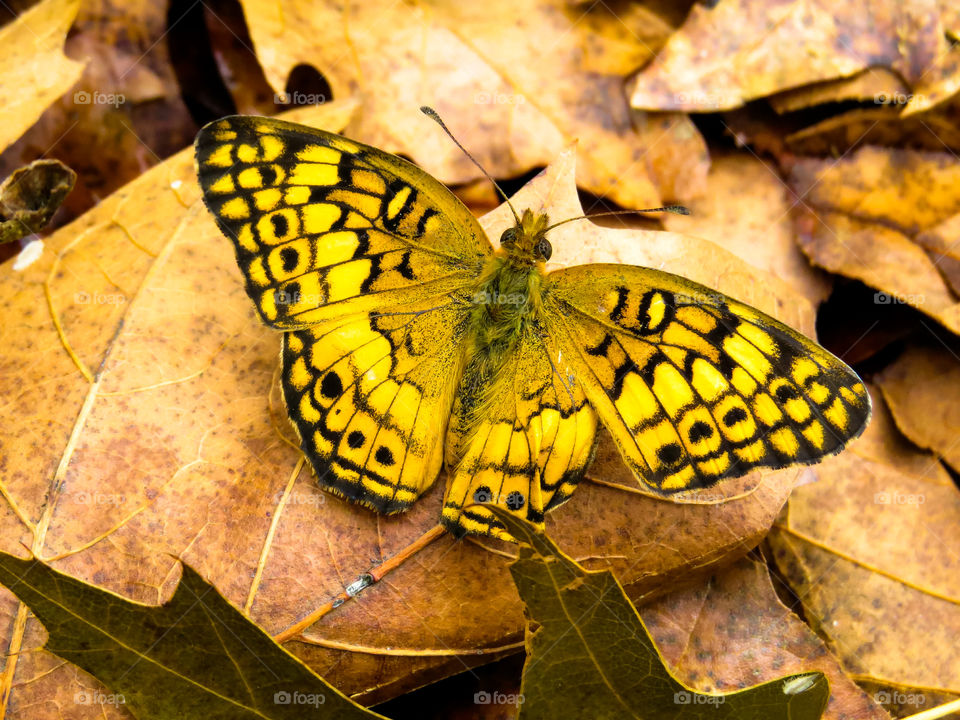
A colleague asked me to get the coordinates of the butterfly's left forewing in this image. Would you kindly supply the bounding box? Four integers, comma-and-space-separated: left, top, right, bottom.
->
543, 264, 871, 494
195, 115, 495, 511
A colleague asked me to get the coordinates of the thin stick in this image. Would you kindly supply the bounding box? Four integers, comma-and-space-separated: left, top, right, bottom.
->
273, 524, 448, 643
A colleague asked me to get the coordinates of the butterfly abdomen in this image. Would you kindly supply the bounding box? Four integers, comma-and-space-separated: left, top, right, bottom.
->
446, 253, 545, 462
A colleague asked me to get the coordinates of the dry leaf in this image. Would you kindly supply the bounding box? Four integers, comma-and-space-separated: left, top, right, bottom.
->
788, 145, 960, 334
0, 0, 85, 154
662, 151, 830, 307
235, 0, 707, 208
768, 388, 960, 699
876, 343, 960, 474
768, 68, 911, 114
0, 0, 198, 222
642, 558, 890, 720
629, 0, 960, 115
0, 159, 75, 245
0, 116, 818, 713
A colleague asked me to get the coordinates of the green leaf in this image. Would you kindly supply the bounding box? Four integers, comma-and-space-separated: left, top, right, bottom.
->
0, 159, 75, 244
0, 552, 382, 719
485, 506, 829, 720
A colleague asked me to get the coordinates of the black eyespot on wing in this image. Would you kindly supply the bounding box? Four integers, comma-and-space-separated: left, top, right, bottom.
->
347, 430, 365, 448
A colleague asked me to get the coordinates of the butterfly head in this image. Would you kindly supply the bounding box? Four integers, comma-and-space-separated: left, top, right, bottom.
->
499, 208, 552, 264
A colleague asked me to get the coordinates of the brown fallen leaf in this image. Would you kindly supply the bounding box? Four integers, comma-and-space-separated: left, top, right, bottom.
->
662, 150, 831, 308
784, 106, 960, 156
876, 343, 960, 474
629, 0, 960, 116
0, 0, 84, 154
768, 68, 911, 115
787, 145, 960, 334
0, 0, 198, 223
235, 0, 708, 209
768, 387, 960, 700
641, 557, 890, 720
0, 118, 835, 714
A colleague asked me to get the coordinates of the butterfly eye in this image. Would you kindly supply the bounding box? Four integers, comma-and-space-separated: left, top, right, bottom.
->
500, 228, 517, 246
535, 238, 552, 261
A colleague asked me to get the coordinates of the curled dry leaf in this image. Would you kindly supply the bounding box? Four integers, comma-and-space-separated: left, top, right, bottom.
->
0, 0, 85, 154
0, 115, 824, 713
768, 388, 960, 698
768, 68, 911, 115
629, 0, 960, 116
876, 343, 960, 474
235, 0, 708, 208
788, 145, 960, 334
0, 159, 75, 245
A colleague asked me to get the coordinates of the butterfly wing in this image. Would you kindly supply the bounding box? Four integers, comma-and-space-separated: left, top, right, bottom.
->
195, 115, 494, 510
195, 115, 492, 329
442, 322, 599, 538
542, 264, 871, 493
283, 296, 470, 512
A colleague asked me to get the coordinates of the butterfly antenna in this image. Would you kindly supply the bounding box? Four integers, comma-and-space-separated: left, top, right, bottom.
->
541, 206, 690, 234
420, 106, 521, 225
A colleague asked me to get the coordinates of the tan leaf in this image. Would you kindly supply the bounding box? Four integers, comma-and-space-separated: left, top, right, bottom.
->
768, 388, 960, 696
235, 0, 707, 209
629, 0, 960, 115
876, 344, 960, 474
788, 146, 960, 334
0, 0, 85, 153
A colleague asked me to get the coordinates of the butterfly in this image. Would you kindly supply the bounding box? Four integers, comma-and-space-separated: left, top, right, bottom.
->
194, 111, 870, 540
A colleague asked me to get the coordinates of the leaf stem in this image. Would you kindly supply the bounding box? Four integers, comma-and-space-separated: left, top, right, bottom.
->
273, 524, 447, 643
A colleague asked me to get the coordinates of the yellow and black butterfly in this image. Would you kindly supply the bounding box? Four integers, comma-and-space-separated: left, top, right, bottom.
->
194, 110, 870, 540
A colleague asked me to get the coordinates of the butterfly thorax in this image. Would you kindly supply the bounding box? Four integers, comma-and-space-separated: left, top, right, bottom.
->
446, 210, 552, 463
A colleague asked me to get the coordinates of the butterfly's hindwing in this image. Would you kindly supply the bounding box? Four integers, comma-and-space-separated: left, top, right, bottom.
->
282, 295, 471, 512
545, 265, 870, 493
195, 115, 492, 330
